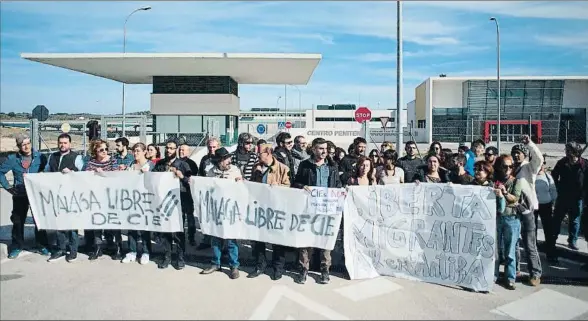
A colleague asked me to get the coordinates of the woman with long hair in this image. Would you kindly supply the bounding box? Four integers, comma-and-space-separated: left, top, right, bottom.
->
378, 150, 404, 184
415, 155, 449, 183
121, 143, 154, 265
146, 144, 161, 164
347, 155, 375, 186
83, 139, 120, 261
493, 154, 523, 290
368, 149, 382, 168
428, 141, 443, 158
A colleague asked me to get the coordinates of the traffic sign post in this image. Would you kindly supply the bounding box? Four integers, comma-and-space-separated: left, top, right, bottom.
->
32, 105, 49, 122
256, 124, 266, 135
379, 116, 390, 129
278, 121, 286, 130
285, 121, 292, 129
355, 107, 372, 123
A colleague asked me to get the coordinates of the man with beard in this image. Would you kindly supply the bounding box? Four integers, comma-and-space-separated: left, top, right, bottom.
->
292, 138, 342, 284
292, 135, 310, 175
0, 133, 49, 259
485, 146, 499, 167
153, 139, 192, 270
397, 140, 425, 183
178, 143, 198, 246
45, 133, 85, 263
114, 137, 135, 168
448, 153, 474, 185
274, 132, 296, 181
248, 143, 291, 280
231, 132, 258, 181
339, 137, 367, 185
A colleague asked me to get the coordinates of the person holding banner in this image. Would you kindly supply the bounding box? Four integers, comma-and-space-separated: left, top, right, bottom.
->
196, 137, 221, 250
153, 139, 192, 270
347, 156, 376, 186
448, 153, 474, 185
121, 143, 154, 265
248, 143, 291, 280
231, 133, 258, 181
377, 150, 404, 185
414, 155, 450, 183
201, 147, 243, 279
397, 141, 424, 183
0, 133, 49, 259
45, 133, 85, 263
82, 139, 120, 261
293, 137, 342, 285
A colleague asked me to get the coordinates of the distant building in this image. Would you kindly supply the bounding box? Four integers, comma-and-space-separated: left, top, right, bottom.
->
413, 76, 588, 144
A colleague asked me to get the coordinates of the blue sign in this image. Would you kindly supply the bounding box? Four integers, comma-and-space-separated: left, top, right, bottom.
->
278, 121, 286, 129
256, 124, 266, 134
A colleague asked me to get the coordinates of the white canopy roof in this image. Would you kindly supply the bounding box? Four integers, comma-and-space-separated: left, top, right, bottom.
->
20, 52, 322, 85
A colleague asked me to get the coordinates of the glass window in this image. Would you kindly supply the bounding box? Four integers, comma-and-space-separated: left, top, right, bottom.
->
179, 116, 203, 132
203, 115, 227, 138
154, 115, 178, 133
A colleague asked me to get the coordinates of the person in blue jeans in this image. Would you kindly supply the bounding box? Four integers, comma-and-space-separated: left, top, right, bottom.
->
200, 147, 243, 279
494, 155, 523, 290
0, 133, 49, 259
551, 142, 586, 253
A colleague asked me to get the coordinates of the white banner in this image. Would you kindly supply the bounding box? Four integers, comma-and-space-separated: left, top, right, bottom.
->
191, 177, 345, 250
24, 171, 183, 232
344, 183, 496, 292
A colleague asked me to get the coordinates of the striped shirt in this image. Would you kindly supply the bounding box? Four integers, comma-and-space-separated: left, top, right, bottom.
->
83, 158, 118, 172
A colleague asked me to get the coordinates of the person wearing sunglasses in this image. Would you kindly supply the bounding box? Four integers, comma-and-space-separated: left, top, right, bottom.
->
231, 132, 258, 181
0, 133, 49, 259
493, 155, 524, 290
292, 135, 310, 173
484, 146, 499, 166
273, 132, 296, 182
83, 139, 120, 261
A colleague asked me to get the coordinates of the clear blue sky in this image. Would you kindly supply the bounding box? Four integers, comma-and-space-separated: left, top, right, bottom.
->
1, 1, 587, 114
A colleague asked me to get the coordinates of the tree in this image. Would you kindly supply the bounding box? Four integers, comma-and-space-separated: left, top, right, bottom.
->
7, 112, 16, 117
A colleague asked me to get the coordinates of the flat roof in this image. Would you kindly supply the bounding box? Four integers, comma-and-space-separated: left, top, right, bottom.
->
20, 52, 322, 85
423, 75, 588, 83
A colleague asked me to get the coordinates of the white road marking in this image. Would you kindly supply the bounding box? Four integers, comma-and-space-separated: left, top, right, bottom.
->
249, 285, 350, 320
491, 289, 588, 320
333, 278, 403, 302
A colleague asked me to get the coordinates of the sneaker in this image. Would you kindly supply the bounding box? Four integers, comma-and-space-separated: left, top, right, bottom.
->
230, 267, 240, 279
66, 252, 78, 262
158, 255, 171, 269
319, 271, 330, 284
39, 247, 50, 256
529, 276, 541, 287
506, 282, 516, 290
296, 270, 308, 284
139, 253, 150, 265
200, 265, 221, 275
176, 255, 186, 270
47, 251, 65, 262
568, 243, 579, 251
7, 249, 22, 259
121, 253, 136, 263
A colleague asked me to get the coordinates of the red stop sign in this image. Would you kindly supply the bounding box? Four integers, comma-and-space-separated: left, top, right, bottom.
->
285, 121, 292, 129
355, 107, 372, 123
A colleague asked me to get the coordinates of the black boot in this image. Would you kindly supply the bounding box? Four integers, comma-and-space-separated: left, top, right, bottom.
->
176, 252, 185, 270
111, 246, 123, 261
319, 269, 330, 284
296, 269, 308, 284
158, 253, 171, 269
247, 266, 266, 278
88, 246, 102, 261
271, 267, 283, 281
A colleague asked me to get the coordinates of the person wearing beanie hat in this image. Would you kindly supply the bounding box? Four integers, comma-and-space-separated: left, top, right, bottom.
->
510, 134, 544, 287
0, 133, 49, 259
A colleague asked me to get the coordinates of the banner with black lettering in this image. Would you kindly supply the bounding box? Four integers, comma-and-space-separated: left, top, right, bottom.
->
24, 171, 183, 232
191, 177, 345, 250
344, 184, 496, 292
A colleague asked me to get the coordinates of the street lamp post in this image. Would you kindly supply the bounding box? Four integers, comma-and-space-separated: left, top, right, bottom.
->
396, 0, 403, 151
490, 17, 501, 153
122, 6, 151, 137
290, 85, 302, 126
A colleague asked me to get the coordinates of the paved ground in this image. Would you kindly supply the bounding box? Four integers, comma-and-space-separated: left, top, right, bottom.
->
1, 188, 588, 320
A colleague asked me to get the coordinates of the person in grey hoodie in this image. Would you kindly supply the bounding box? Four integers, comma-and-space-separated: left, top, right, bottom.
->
291, 135, 310, 175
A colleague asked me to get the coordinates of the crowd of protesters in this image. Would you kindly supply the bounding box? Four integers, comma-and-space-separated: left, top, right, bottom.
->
0, 130, 587, 289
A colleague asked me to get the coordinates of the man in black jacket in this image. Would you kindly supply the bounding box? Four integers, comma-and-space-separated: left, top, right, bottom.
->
231, 132, 258, 181
153, 139, 193, 270
292, 137, 342, 285
45, 133, 85, 263
179, 143, 198, 246
274, 132, 296, 181
397, 140, 425, 183
339, 137, 366, 185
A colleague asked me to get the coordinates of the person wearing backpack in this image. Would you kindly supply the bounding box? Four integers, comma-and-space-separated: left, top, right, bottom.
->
534, 159, 558, 263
